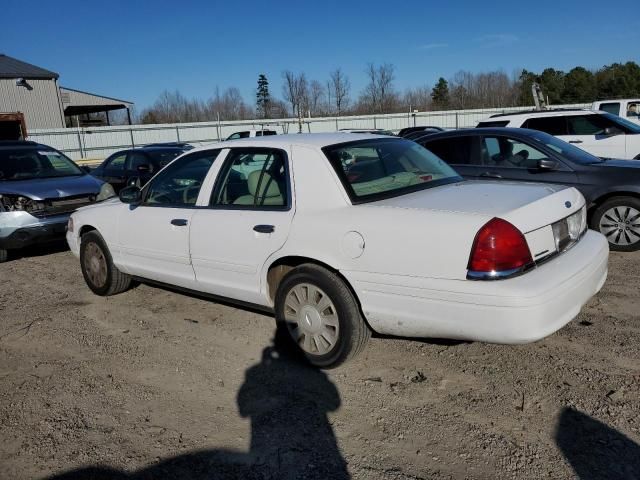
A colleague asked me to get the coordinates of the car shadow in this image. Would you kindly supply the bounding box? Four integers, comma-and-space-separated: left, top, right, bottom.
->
555, 407, 640, 479
4, 240, 69, 262
43, 332, 350, 480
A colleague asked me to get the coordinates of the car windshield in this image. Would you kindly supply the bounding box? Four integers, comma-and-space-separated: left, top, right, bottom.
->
0, 148, 84, 181
601, 112, 640, 133
147, 150, 183, 168
323, 138, 462, 203
529, 131, 604, 164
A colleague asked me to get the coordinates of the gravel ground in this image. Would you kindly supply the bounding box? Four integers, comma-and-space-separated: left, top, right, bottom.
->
0, 244, 639, 480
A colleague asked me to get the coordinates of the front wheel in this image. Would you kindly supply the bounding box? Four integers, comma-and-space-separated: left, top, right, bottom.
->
274, 264, 370, 368
80, 231, 134, 295
591, 196, 640, 252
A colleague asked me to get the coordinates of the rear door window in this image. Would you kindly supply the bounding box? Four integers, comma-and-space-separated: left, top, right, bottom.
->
522, 117, 567, 136
421, 137, 476, 165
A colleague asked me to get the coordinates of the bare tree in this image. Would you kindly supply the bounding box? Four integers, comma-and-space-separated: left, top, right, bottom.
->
329, 68, 350, 116
308, 80, 325, 116
359, 63, 398, 113
282, 71, 309, 131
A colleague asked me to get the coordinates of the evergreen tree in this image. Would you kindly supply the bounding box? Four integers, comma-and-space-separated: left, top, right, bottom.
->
256, 74, 271, 119
431, 77, 450, 109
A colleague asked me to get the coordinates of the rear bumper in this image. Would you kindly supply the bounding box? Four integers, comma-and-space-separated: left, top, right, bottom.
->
345, 230, 609, 344
0, 212, 69, 250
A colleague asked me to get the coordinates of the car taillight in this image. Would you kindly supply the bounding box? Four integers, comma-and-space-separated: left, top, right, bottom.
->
467, 218, 533, 280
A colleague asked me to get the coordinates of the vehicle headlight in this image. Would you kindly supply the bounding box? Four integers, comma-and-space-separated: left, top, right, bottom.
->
0, 194, 45, 213
96, 183, 115, 202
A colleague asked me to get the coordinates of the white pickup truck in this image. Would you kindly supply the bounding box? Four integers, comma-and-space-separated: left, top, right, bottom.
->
593, 99, 640, 125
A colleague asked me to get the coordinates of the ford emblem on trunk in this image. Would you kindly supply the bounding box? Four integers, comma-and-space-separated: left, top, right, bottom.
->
565, 201, 572, 208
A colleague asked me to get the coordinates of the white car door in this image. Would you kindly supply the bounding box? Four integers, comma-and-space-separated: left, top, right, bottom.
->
189, 147, 295, 305
117, 150, 220, 288
561, 114, 626, 158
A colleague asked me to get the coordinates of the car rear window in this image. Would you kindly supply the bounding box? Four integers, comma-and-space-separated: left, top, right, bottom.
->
322, 138, 461, 204
476, 121, 509, 128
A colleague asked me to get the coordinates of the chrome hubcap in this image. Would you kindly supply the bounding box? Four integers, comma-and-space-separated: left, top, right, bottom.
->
83, 242, 108, 287
284, 283, 339, 355
599, 206, 640, 246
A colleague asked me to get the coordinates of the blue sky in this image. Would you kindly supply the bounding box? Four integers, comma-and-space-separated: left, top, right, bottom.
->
2, 0, 639, 111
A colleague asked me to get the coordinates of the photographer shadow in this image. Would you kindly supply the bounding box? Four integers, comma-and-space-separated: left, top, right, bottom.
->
556, 407, 640, 480
45, 335, 349, 480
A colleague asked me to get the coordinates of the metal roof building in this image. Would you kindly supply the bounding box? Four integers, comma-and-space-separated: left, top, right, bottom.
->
0, 54, 133, 129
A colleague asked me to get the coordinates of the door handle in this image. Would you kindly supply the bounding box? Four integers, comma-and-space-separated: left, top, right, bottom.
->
253, 224, 275, 234
171, 219, 188, 226
480, 172, 503, 179
569, 140, 583, 144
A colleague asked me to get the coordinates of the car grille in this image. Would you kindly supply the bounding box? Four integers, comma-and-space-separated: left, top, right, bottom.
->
31, 195, 96, 218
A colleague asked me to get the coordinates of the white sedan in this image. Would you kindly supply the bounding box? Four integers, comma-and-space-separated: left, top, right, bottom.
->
66, 133, 609, 368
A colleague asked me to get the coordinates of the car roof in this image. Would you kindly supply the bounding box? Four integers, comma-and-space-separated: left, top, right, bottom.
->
485, 109, 594, 120
414, 127, 543, 141
190, 132, 397, 151
0, 140, 52, 150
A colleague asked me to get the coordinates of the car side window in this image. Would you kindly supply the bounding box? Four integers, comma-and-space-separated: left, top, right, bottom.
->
422, 137, 477, 165
128, 152, 151, 171
143, 150, 220, 207
105, 153, 127, 171
599, 103, 620, 116
522, 117, 567, 136
481, 136, 547, 169
211, 148, 289, 209
567, 115, 613, 135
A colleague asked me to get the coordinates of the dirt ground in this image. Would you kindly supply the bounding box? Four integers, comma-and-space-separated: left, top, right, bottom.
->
0, 244, 639, 480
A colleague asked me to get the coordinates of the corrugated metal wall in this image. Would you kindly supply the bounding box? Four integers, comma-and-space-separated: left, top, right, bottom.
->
28, 103, 589, 160
0, 78, 64, 129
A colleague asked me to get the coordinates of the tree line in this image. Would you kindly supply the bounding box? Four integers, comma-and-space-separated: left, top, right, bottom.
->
136, 61, 640, 124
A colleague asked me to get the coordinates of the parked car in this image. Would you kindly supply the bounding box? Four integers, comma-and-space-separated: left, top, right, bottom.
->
398, 126, 444, 138
592, 99, 640, 125
339, 128, 396, 136
477, 109, 640, 160
145, 142, 194, 150
91, 146, 188, 193
0, 141, 113, 262
226, 129, 277, 140
66, 133, 608, 368
417, 127, 640, 251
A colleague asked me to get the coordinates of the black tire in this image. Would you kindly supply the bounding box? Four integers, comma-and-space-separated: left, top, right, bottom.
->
80, 231, 133, 295
0, 249, 7, 263
274, 263, 371, 368
591, 196, 640, 252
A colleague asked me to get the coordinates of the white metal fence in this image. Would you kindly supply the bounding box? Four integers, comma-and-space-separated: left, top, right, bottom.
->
27, 104, 588, 161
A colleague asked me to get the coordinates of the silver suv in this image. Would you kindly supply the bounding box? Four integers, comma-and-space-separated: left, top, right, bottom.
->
0, 141, 114, 262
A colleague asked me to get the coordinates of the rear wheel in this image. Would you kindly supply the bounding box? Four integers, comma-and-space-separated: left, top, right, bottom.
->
274, 264, 370, 368
0, 249, 7, 263
591, 196, 640, 252
80, 231, 133, 295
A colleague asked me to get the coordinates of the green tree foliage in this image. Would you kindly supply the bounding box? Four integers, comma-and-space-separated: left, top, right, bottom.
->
539, 68, 565, 104
431, 78, 450, 109
563, 67, 596, 103
256, 74, 271, 119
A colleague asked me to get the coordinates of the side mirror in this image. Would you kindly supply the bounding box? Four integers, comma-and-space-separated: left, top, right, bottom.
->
119, 185, 142, 204
537, 159, 559, 170
137, 163, 152, 173
127, 176, 141, 188
81, 165, 92, 173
